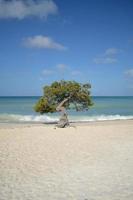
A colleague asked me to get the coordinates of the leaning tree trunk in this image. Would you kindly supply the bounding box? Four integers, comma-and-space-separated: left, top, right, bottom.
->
56, 98, 70, 128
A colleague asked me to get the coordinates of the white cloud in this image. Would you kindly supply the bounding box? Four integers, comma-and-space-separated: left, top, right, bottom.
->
56, 64, 67, 71
128, 85, 133, 89
125, 69, 133, 78
23, 35, 67, 50
128, 39, 133, 44
94, 57, 117, 64
94, 47, 120, 64
71, 70, 82, 76
105, 48, 120, 56
42, 69, 54, 76
0, 0, 58, 19
41, 64, 83, 79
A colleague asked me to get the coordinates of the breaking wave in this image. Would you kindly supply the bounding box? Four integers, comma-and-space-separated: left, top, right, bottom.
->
0, 113, 133, 124
0, 114, 58, 123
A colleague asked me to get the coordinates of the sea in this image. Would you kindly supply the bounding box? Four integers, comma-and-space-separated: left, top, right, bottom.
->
0, 96, 133, 124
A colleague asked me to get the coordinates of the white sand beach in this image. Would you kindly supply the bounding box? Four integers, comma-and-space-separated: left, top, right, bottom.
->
0, 120, 133, 200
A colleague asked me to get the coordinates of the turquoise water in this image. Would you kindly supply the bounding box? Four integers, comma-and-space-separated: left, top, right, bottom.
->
0, 96, 133, 123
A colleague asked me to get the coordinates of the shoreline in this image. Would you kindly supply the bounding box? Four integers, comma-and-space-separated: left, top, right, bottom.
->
0, 118, 133, 129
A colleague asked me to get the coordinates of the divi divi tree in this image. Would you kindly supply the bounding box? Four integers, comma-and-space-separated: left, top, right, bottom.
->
34, 80, 93, 126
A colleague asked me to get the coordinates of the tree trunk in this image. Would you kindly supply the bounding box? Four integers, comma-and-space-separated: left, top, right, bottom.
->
56, 98, 70, 128
57, 113, 69, 128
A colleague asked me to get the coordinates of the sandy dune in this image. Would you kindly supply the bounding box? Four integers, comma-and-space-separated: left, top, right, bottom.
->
0, 120, 133, 200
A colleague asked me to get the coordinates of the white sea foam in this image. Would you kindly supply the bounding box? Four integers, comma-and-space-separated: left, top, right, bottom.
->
0, 114, 58, 123
0, 114, 133, 123
71, 114, 133, 122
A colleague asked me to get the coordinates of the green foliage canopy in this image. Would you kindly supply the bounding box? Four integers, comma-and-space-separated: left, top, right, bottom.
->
34, 80, 93, 114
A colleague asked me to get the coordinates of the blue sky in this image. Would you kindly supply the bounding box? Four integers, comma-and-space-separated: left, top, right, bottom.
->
0, 0, 133, 96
